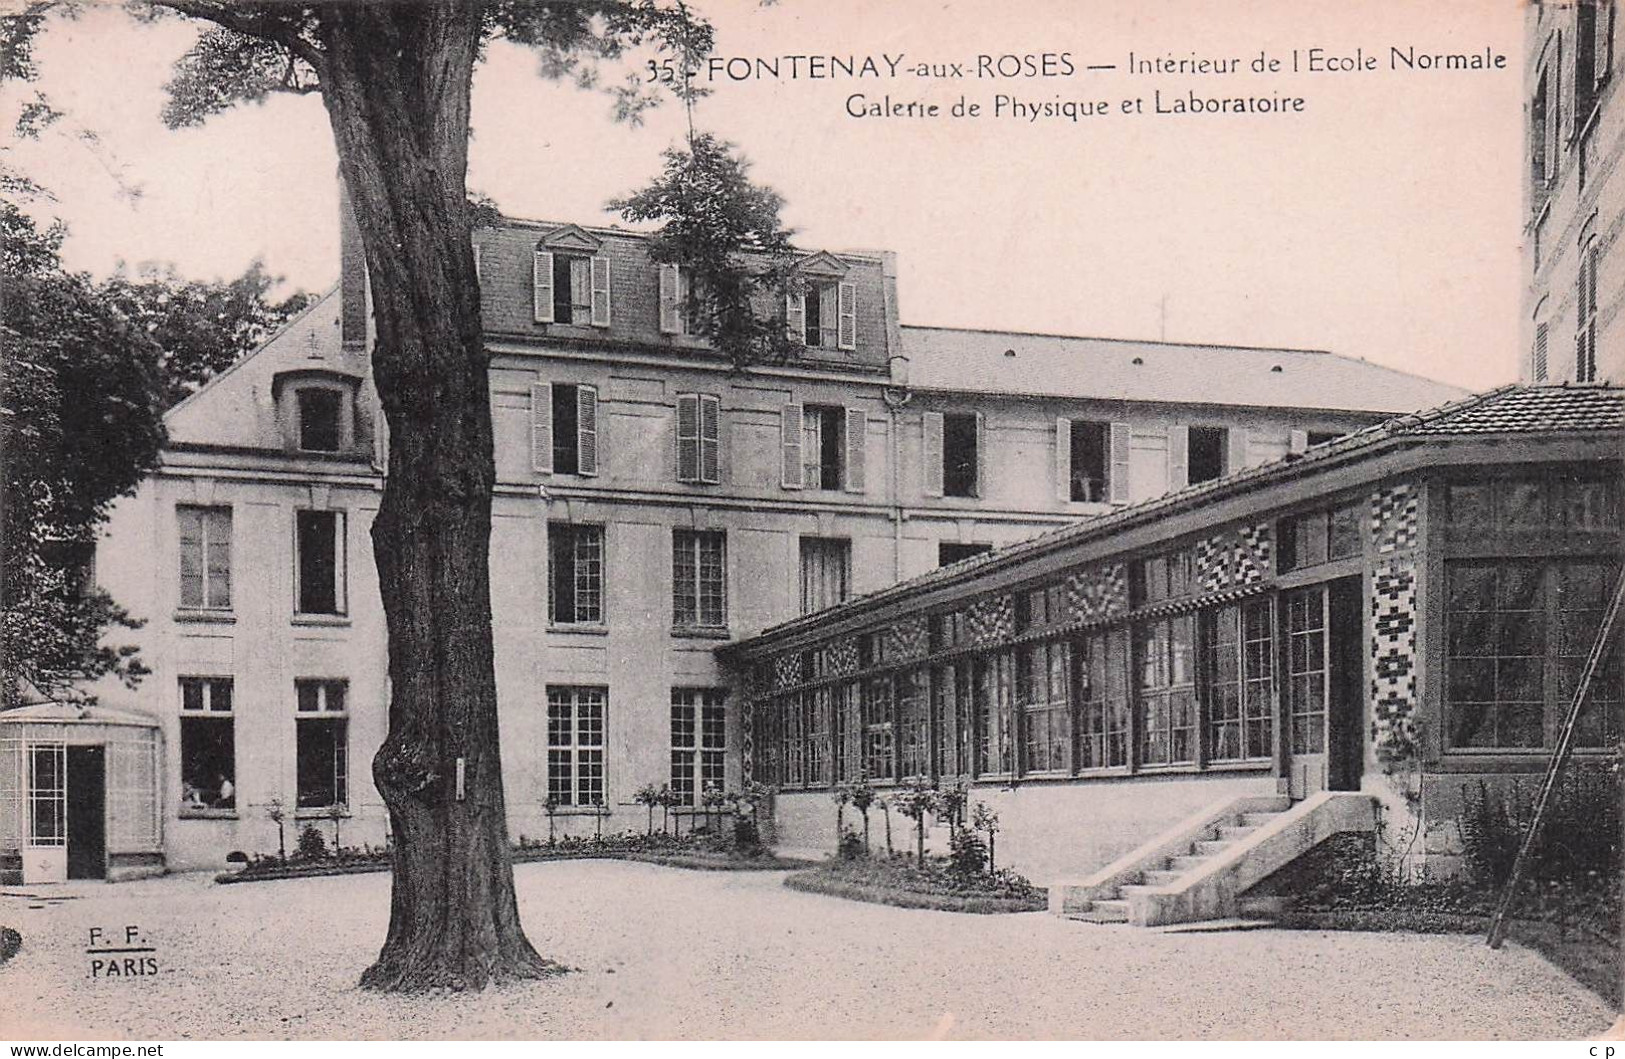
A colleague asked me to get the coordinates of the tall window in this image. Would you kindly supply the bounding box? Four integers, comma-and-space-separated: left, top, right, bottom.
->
1017, 641, 1070, 773
549, 523, 604, 625
942, 413, 981, 498
897, 669, 930, 779
670, 688, 725, 806
1280, 502, 1362, 572
295, 680, 348, 810
1187, 427, 1228, 484
295, 510, 346, 616
1577, 238, 1598, 382
973, 654, 1014, 775
547, 686, 606, 806
178, 506, 232, 610
1446, 560, 1621, 750
1531, 65, 1552, 197
805, 688, 831, 787
1206, 601, 1275, 762
297, 389, 343, 452
672, 530, 726, 630
799, 537, 851, 614
802, 405, 846, 490
550, 383, 599, 475
1077, 630, 1130, 769
1138, 615, 1196, 765
552, 254, 593, 324
675, 392, 721, 484
862, 675, 895, 780
1068, 420, 1109, 502
939, 542, 993, 567
179, 677, 234, 811
1284, 588, 1328, 756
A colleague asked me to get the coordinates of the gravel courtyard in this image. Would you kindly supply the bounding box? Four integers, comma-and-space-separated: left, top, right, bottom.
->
0, 860, 1615, 1040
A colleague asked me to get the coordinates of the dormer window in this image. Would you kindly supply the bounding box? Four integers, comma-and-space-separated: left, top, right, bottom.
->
298, 389, 343, 452
785, 252, 857, 351
272, 368, 362, 457
532, 225, 611, 327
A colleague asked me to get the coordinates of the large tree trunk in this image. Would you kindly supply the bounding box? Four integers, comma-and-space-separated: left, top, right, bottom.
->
314, 3, 559, 992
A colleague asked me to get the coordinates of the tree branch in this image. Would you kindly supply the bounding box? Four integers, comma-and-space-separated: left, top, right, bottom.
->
147, 0, 327, 80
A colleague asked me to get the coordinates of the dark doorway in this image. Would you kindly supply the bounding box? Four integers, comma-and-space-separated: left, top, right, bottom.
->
66, 745, 106, 880
1327, 576, 1365, 792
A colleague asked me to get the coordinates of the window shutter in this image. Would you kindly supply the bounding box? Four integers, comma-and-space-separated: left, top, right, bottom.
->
844, 406, 866, 493
780, 403, 804, 489
1107, 422, 1132, 504
973, 412, 986, 498
676, 393, 700, 482
1289, 429, 1309, 454
590, 255, 611, 327
699, 394, 720, 484
1533, 321, 1550, 381
1054, 417, 1072, 503
530, 383, 553, 473
372, 391, 389, 472
785, 292, 806, 343
837, 282, 857, 350
1165, 424, 1189, 491
1600, 2, 1615, 86
472, 242, 482, 283
1226, 427, 1250, 474
922, 411, 945, 498
576, 384, 599, 476
532, 251, 554, 323
659, 264, 681, 334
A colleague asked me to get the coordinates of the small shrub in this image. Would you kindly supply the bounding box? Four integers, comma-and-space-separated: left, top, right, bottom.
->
837, 826, 865, 861
296, 823, 328, 860
948, 826, 987, 878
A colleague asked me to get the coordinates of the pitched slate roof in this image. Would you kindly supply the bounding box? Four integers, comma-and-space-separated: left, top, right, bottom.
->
732, 383, 1623, 650
900, 325, 1469, 414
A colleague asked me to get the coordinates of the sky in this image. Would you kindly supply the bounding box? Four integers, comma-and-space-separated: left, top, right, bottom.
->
7, 0, 1528, 392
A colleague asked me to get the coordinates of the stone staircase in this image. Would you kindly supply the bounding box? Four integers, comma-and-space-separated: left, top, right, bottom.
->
1049, 791, 1378, 927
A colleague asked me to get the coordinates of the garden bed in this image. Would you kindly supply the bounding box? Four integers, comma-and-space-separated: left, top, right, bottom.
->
217, 839, 812, 884
783, 858, 1047, 914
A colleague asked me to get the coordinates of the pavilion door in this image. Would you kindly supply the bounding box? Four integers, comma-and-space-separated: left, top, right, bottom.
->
66, 745, 106, 880
1282, 578, 1364, 799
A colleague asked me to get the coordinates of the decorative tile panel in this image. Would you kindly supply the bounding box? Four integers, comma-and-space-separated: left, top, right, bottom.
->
1371, 483, 1419, 555
1063, 562, 1129, 624
741, 698, 755, 783
1370, 558, 1418, 761
824, 637, 860, 678
1194, 522, 1272, 592
886, 615, 930, 662
967, 593, 1015, 646
772, 651, 803, 691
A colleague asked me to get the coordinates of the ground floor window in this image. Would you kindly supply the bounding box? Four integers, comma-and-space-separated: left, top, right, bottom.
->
1019, 641, 1071, 773
1284, 587, 1328, 756
1446, 558, 1622, 751
295, 680, 348, 810
897, 669, 930, 779
1077, 630, 1131, 769
1138, 615, 1197, 765
548, 686, 606, 805
1206, 600, 1275, 761
862, 675, 895, 780
670, 688, 725, 805
973, 654, 1015, 775
179, 676, 234, 811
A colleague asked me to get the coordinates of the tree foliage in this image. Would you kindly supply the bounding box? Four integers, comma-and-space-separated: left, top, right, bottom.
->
2, 201, 164, 706
610, 132, 798, 368
100, 260, 315, 406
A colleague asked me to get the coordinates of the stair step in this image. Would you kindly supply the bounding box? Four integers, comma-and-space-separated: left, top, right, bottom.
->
1141, 869, 1184, 886
1240, 812, 1284, 828
1068, 902, 1129, 924
1217, 825, 1257, 841
1193, 839, 1232, 857
1167, 854, 1209, 872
